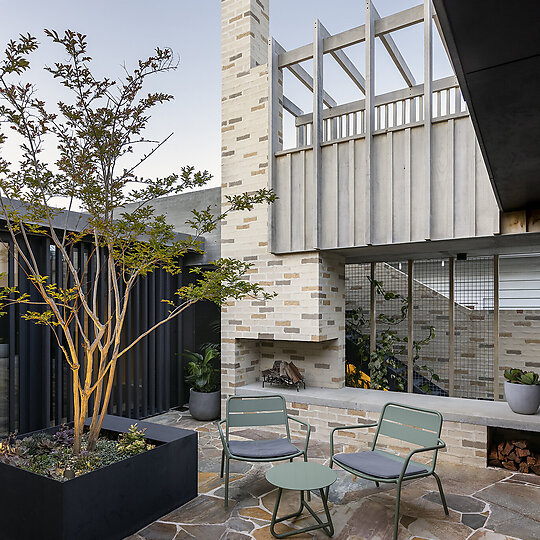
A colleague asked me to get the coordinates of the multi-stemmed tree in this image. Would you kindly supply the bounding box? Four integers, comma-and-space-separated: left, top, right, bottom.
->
0, 31, 274, 453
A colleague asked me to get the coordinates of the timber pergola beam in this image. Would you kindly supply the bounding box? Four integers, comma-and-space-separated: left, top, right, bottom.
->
371, 3, 416, 87
278, 4, 424, 69
319, 21, 366, 93
275, 40, 337, 109
282, 95, 304, 117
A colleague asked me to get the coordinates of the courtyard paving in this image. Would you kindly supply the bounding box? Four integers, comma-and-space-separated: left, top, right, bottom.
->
127, 409, 540, 540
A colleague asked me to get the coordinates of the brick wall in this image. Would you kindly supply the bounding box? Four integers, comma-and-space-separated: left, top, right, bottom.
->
221, 0, 346, 401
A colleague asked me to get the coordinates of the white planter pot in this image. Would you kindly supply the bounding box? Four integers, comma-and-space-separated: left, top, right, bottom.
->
504, 381, 540, 415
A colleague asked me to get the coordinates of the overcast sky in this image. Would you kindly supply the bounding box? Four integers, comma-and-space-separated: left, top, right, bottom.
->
0, 0, 451, 189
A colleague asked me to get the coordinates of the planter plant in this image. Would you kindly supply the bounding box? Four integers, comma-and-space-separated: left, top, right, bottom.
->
184, 345, 221, 421
504, 369, 540, 415
0, 30, 274, 539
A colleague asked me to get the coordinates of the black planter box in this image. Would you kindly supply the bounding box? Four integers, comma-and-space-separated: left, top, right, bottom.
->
0, 415, 198, 540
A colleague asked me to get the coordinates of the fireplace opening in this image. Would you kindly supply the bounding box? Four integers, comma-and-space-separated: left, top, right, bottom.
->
487, 426, 540, 475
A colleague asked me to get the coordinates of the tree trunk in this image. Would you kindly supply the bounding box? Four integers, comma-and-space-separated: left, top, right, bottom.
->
72, 367, 82, 454
87, 360, 117, 451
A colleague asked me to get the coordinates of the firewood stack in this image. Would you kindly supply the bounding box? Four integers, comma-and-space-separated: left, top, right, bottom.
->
488, 439, 540, 474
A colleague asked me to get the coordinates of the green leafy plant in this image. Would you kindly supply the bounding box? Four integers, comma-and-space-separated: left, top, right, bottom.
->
0, 31, 275, 454
116, 424, 155, 457
504, 368, 540, 385
184, 345, 220, 393
346, 277, 436, 392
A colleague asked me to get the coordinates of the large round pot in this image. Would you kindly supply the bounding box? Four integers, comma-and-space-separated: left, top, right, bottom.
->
189, 389, 221, 421
504, 381, 540, 415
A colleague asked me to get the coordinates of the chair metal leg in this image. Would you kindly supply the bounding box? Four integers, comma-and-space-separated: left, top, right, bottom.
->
224, 456, 230, 507
393, 481, 402, 540
433, 472, 449, 515
220, 450, 225, 478
375, 481, 380, 488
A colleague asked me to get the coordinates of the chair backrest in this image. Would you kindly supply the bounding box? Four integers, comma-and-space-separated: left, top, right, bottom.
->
373, 402, 443, 451
226, 395, 290, 440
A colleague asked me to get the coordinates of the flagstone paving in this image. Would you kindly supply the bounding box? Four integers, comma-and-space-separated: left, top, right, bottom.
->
127, 409, 540, 540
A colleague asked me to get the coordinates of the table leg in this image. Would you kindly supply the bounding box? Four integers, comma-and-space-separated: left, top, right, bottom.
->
269, 488, 334, 538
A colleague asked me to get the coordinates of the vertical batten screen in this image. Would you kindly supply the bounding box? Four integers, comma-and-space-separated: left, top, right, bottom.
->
0, 234, 196, 437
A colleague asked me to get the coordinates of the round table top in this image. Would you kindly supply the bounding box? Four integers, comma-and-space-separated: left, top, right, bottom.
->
265, 461, 337, 491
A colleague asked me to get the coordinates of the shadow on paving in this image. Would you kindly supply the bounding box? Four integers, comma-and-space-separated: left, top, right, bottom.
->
125, 410, 539, 540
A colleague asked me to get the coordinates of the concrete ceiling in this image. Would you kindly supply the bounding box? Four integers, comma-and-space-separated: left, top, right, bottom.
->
433, 0, 540, 212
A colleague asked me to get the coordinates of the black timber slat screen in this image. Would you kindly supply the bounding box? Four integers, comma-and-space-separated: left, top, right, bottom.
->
0, 233, 191, 436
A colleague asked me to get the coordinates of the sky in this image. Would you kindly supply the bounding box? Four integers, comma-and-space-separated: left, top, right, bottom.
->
0, 0, 452, 190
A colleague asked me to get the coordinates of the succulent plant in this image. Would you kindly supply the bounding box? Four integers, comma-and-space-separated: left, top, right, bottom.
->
504, 368, 540, 385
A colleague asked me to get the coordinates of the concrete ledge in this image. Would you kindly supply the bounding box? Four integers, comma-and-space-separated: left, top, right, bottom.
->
237, 384, 540, 432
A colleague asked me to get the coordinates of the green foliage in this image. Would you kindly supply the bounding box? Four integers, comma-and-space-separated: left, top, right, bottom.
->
0, 30, 276, 452
116, 424, 155, 457
0, 424, 154, 480
346, 277, 436, 392
184, 344, 220, 393
504, 368, 540, 385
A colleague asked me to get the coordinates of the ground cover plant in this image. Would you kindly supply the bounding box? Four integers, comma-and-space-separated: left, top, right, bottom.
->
0, 423, 154, 480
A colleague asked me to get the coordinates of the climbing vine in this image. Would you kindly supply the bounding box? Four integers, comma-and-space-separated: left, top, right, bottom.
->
346, 277, 438, 393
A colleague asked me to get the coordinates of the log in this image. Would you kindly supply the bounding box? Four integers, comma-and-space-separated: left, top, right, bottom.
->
516, 448, 530, 459
531, 464, 540, 476
527, 456, 536, 466
502, 460, 517, 471
519, 462, 530, 474
512, 440, 527, 449
502, 442, 513, 456
488, 459, 502, 467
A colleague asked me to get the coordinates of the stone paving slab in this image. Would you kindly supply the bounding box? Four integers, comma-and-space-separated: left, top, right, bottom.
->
128, 410, 539, 540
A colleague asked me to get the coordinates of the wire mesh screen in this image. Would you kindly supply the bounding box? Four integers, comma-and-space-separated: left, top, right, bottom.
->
412, 260, 451, 396
345, 257, 496, 400
345, 264, 371, 388
375, 262, 409, 391
454, 256, 495, 399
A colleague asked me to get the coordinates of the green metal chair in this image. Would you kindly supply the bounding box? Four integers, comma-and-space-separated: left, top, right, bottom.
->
330, 402, 449, 540
218, 394, 311, 507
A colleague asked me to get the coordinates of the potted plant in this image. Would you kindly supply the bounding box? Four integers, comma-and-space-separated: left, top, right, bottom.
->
184, 345, 221, 421
504, 368, 540, 415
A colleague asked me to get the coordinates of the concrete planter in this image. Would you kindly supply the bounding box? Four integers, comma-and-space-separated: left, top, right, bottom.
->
504, 381, 540, 415
189, 388, 221, 421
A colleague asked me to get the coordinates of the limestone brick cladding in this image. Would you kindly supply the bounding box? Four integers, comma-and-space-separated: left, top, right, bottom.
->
221, 0, 346, 398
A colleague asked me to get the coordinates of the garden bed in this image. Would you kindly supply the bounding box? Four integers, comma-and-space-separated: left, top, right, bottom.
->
0, 415, 197, 540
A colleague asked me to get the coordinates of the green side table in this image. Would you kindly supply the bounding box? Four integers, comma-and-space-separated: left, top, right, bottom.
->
265, 461, 337, 538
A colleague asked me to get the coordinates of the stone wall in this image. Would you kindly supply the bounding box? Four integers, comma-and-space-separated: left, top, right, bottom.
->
220, 0, 346, 402
498, 310, 540, 399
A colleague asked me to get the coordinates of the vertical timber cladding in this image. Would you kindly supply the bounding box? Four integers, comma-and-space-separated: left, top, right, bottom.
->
345, 258, 496, 400
221, 0, 346, 396
0, 235, 187, 437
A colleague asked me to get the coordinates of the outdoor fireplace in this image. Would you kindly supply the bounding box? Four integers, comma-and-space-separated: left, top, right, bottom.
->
487, 427, 540, 475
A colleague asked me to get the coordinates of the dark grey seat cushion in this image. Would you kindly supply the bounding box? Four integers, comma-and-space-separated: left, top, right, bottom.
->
333, 451, 428, 479
228, 438, 300, 459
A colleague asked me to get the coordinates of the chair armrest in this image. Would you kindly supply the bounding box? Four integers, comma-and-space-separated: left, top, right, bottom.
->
287, 416, 311, 455
330, 423, 378, 456
217, 419, 228, 454
398, 438, 446, 481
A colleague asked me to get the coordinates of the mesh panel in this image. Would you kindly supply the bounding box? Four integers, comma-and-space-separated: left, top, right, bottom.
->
454, 257, 494, 399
